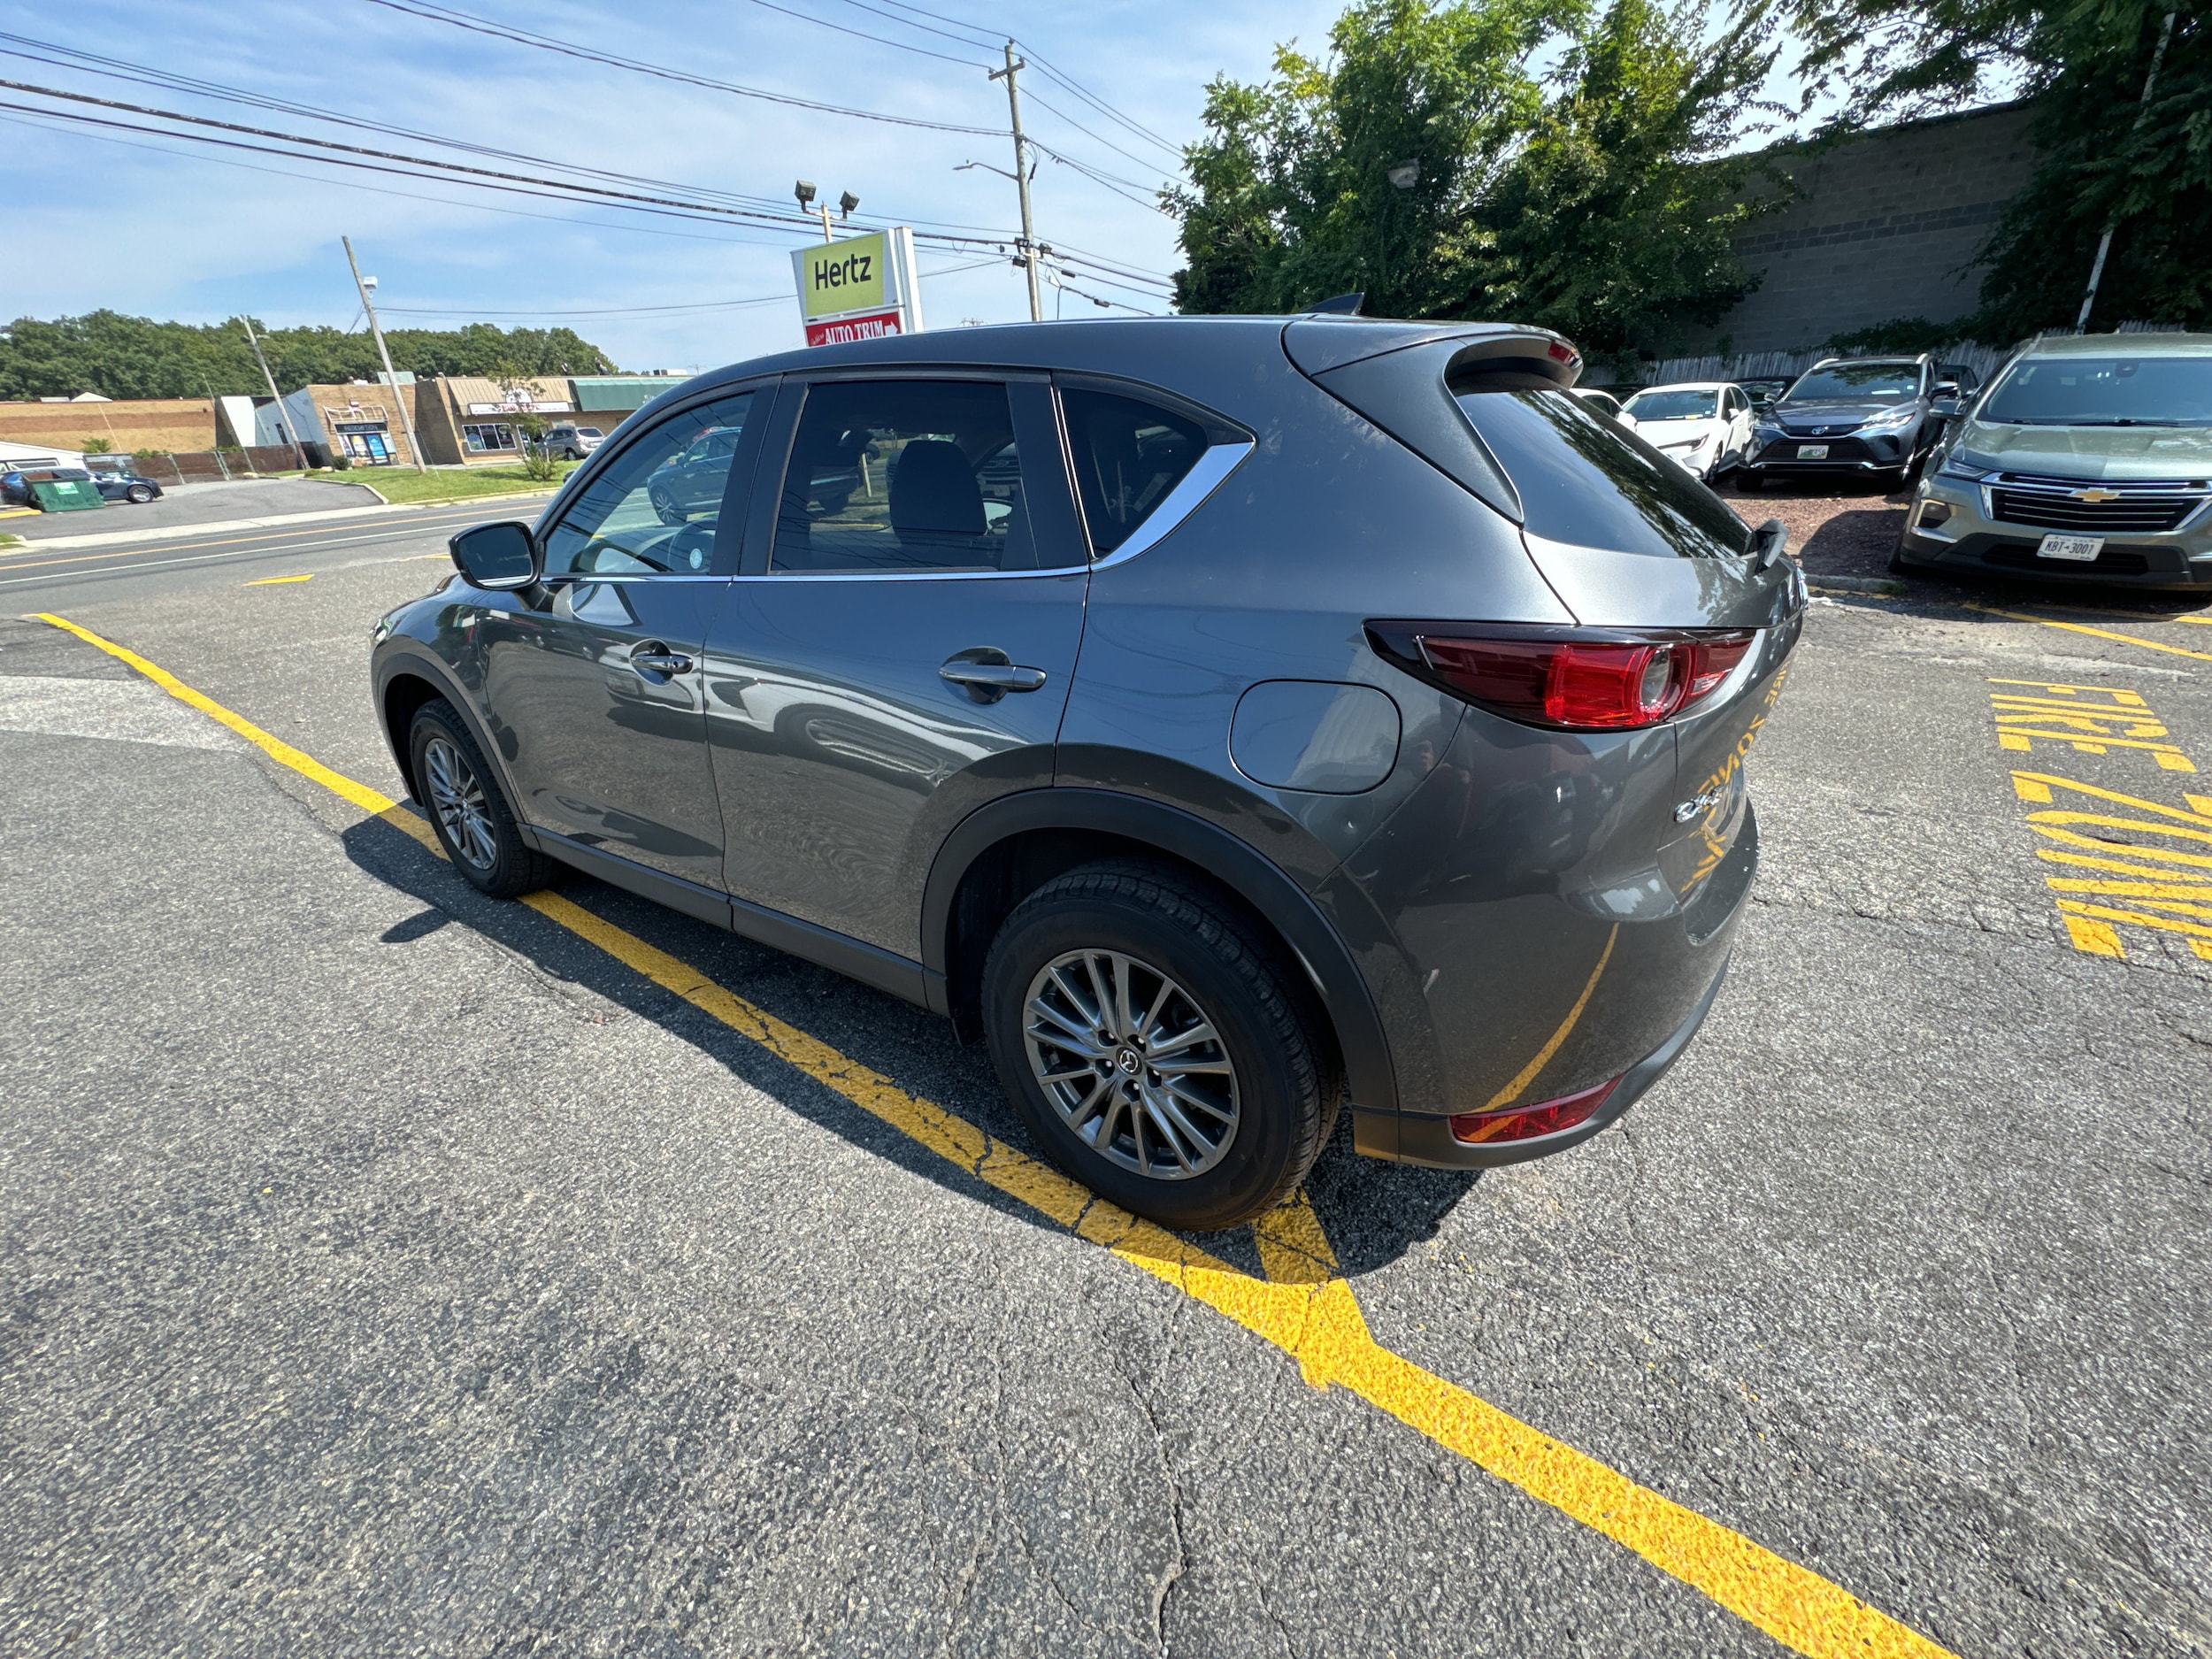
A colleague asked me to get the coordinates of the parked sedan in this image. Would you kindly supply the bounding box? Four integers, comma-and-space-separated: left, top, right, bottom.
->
1894, 331, 2212, 588
1740, 355, 1956, 488
86, 460, 164, 503
1618, 381, 1755, 480
374, 316, 1800, 1229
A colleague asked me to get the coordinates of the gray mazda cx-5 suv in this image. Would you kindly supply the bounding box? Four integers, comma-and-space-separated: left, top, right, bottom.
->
370, 316, 1802, 1230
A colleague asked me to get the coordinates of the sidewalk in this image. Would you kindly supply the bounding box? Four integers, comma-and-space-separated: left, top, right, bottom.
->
0, 488, 559, 555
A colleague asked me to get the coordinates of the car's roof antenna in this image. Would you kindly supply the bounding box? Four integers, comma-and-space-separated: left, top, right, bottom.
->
1306, 292, 1365, 315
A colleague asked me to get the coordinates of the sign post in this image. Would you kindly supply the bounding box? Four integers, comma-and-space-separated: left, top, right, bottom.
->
790, 227, 924, 347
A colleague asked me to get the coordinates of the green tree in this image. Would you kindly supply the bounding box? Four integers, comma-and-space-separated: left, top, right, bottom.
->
1784, 0, 2211, 333
0, 311, 617, 401
1168, 0, 1782, 360
1463, 0, 1783, 365
1169, 0, 1567, 318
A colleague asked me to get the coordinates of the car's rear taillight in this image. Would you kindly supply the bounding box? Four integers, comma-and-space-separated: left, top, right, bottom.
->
1368, 622, 1755, 732
1450, 1078, 1619, 1144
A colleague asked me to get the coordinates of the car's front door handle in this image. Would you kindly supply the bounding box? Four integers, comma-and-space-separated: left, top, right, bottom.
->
941, 648, 1048, 703
630, 641, 694, 677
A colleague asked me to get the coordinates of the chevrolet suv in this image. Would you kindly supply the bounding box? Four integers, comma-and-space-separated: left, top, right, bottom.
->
371, 318, 1801, 1229
1893, 331, 2212, 588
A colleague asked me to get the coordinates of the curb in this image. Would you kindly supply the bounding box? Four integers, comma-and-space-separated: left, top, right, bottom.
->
1807, 574, 1908, 595
0, 488, 558, 556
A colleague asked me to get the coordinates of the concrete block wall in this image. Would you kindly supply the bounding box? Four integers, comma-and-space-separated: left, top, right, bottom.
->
1692, 103, 2042, 355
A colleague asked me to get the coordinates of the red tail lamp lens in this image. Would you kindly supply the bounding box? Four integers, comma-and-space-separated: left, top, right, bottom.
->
1375, 626, 1755, 732
1450, 1078, 1620, 1145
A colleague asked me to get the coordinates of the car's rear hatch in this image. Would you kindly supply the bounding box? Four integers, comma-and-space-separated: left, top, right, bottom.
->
1288, 318, 1804, 909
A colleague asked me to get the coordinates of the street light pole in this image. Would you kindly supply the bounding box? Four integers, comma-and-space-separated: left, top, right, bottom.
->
990, 40, 1043, 322
342, 234, 427, 472
2075, 10, 2177, 333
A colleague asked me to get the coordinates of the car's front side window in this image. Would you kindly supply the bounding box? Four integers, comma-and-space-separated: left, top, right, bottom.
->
541, 390, 757, 578
772, 380, 1048, 574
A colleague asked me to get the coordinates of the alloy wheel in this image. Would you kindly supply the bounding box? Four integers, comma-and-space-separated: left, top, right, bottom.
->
1023, 949, 1240, 1180
422, 735, 498, 871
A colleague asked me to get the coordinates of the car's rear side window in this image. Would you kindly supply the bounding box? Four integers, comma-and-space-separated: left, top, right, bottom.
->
1453, 388, 1750, 560
1059, 388, 1209, 555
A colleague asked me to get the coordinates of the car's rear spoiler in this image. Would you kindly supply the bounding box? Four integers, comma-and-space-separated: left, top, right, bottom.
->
1286, 323, 1586, 522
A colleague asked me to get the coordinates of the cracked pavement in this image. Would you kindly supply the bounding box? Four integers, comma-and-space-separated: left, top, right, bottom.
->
2, 526, 2209, 1656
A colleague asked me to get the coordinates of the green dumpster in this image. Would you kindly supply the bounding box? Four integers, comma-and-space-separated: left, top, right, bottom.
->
30, 479, 105, 512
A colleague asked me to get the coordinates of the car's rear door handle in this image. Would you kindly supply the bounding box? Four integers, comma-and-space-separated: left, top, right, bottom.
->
630, 641, 694, 677
941, 648, 1047, 703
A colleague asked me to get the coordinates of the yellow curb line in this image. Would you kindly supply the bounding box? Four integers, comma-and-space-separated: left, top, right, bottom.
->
30, 610, 1959, 1659
1968, 602, 2212, 664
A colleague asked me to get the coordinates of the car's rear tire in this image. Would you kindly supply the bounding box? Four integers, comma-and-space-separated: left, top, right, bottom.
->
408, 699, 555, 899
980, 861, 1338, 1232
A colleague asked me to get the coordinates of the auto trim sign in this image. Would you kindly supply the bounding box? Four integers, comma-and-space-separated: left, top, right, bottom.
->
790, 227, 924, 346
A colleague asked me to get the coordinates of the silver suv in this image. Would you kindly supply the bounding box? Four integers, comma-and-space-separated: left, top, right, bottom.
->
371, 318, 1801, 1228
1895, 332, 2212, 588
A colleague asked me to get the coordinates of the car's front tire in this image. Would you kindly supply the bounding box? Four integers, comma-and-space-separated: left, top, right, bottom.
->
408, 699, 555, 899
126, 484, 154, 503
981, 861, 1338, 1232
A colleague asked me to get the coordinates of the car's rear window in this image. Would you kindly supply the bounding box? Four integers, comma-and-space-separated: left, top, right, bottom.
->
1453, 388, 1750, 559
1981, 355, 2212, 427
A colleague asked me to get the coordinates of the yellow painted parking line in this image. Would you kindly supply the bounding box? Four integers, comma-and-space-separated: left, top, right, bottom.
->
244, 573, 314, 586
1970, 602, 2212, 664
30, 610, 1957, 1659
30, 612, 395, 816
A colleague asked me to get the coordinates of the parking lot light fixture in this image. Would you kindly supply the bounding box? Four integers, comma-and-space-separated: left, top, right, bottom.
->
1386, 160, 1420, 190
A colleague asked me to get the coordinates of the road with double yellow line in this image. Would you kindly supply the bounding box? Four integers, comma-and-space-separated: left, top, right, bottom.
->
4, 517, 2208, 1655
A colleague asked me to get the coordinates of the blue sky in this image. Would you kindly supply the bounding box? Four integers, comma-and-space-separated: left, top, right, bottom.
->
0, 0, 1349, 371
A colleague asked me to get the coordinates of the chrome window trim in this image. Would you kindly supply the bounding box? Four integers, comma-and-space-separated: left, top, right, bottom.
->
728, 435, 1256, 583
1088, 437, 1255, 572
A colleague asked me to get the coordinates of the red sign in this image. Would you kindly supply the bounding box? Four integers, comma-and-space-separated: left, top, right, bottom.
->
805, 308, 903, 348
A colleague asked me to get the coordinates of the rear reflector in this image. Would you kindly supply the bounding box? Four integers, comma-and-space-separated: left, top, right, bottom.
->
1450, 1078, 1620, 1144
1367, 622, 1755, 732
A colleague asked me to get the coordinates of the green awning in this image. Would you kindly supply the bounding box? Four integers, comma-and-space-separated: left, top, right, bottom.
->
569, 377, 680, 413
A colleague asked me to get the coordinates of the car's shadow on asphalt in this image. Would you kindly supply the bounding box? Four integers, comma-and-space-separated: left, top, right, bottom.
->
339, 810, 1477, 1278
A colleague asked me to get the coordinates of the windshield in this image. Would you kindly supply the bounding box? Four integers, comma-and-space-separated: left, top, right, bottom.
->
1454, 388, 1750, 559
1980, 355, 2212, 427
1624, 389, 1717, 421
1785, 363, 1922, 403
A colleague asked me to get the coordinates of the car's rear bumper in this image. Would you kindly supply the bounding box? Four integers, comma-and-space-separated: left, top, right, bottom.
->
1358, 956, 1731, 1169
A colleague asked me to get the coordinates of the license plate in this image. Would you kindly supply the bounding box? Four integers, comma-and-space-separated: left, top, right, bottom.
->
1795, 444, 1828, 459
2037, 534, 2103, 562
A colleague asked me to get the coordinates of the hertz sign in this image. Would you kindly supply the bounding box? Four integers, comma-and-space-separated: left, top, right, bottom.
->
789, 227, 924, 347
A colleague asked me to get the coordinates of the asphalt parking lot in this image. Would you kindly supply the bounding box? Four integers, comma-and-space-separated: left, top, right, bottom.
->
3, 499, 2209, 1657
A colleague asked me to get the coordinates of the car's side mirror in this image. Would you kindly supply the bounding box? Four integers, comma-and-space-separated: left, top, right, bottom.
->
449, 520, 540, 589
1930, 396, 1962, 418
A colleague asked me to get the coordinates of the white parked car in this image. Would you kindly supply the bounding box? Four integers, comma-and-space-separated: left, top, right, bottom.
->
1618, 381, 1755, 481
1571, 388, 1626, 421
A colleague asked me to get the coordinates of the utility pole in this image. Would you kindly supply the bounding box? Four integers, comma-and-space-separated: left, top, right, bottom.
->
343, 234, 427, 472
2076, 10, 2177, 333
242, 315, 309, 470
990, 40, 1043, 322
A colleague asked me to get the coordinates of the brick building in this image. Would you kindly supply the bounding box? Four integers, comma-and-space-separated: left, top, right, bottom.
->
0, 396, 216, 456
1691, 102, 2042, 355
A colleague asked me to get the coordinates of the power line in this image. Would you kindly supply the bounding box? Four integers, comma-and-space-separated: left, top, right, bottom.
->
0, 33, 1039, 242
380, 296, 792, 318
837, 0, 1186, 157
360, 0, 1004, 136
741, 0, 990, 68
0, 108, 803, 250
